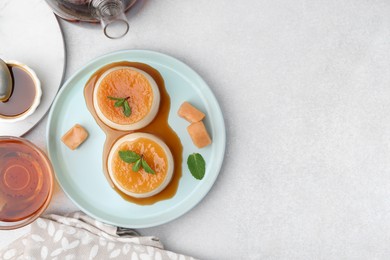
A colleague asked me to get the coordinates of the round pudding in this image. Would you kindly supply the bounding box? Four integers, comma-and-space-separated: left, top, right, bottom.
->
93, 66, 160, 130
108, 133, 174, 198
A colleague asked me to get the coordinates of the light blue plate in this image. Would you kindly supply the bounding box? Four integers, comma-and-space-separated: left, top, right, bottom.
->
46, 50, 226, 228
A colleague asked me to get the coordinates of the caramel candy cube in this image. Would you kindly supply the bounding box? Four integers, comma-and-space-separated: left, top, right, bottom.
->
178, 102, 205, 123
187, 121, 212, 148
61, 124, 89, 150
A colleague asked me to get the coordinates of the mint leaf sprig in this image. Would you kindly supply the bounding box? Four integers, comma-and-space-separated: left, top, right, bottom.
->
187, 153, 206, 180
107, 96, 131, 117
119, 150, 155, 174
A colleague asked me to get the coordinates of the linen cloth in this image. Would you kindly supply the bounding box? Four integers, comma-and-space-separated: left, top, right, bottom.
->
0, 212, 196, 260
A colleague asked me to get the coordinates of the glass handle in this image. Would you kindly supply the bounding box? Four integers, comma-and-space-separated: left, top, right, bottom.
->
93, 0, 129, 39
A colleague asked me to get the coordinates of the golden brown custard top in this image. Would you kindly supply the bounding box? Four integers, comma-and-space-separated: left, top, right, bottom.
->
97, 68, 153, 125
111, 138, 168, 194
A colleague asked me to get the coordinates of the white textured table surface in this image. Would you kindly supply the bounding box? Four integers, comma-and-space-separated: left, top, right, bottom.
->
3, 0, 390, 259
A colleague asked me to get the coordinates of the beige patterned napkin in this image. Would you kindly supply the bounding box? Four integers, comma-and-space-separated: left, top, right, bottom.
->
0, 212, 196, 260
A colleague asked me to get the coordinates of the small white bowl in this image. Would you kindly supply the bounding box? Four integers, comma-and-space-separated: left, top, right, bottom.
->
0, 60, 42, 123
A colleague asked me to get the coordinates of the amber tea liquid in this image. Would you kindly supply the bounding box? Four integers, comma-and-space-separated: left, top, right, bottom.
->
0, 138, 52, 222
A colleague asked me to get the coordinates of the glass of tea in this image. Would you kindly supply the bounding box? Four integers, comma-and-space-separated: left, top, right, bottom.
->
0, 137, 54, 229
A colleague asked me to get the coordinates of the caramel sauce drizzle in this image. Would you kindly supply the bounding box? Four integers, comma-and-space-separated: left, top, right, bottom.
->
84, 62, 183, 205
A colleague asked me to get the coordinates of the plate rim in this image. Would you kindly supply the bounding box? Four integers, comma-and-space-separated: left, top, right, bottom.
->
46, 49, 226, 228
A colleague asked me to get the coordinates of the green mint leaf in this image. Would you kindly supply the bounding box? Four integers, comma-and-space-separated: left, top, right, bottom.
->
141, 159, 155, 174
118, 150, 155, 174
123, 100, 131, 117
187, 153, 206, 180
107, 96, 131, 117
119, 150, 141, 163
107, 96, 123, 101
132, 159, 141, 172
114, 100, 125, 107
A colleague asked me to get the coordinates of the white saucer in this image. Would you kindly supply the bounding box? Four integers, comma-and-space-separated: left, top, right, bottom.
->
0, 0, 65, 136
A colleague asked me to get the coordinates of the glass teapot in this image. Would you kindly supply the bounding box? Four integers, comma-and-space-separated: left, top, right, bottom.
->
45, 0, 137, 39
